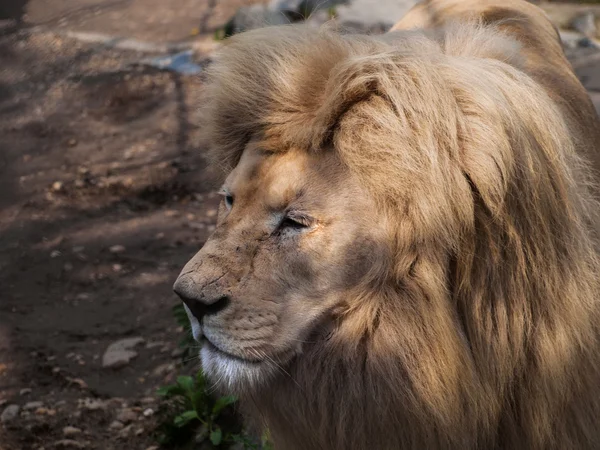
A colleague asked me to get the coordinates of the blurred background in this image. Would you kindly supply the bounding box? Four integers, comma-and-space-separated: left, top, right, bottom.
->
0, 0, 598, 449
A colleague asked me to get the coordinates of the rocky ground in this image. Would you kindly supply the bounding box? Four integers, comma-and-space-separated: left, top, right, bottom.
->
0, 1, 599, 449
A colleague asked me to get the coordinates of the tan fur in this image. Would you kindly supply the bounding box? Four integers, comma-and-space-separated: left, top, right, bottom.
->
175, 0, 600, 448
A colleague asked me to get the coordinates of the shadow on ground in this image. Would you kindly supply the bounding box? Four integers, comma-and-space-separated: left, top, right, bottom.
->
0, 28, 221, 449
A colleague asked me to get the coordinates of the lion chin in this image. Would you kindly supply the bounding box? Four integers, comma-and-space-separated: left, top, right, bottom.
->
174, 0, 600, 449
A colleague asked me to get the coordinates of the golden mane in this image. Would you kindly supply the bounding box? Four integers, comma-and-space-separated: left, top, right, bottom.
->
198, 1, 600, 448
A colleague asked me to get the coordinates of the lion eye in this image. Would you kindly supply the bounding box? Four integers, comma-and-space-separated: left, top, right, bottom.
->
224, 194, 234, 210
279, 214, 312, 231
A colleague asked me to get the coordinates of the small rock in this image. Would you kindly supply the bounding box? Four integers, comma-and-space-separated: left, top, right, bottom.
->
67, 138, 78, 147
52, 181, 64, 192
65, 377, 88, 389
152, 363, 175, 377
63, 426, 81, 437
145, 446, 159, 450
102, 337, 145, 369
143, 408, 154, 417
20, 388, 32, 396
116, 408, 138, 424
24, 401, 44, 410
109, 420, 124, 430
0, 363, 7, 374
164, 210, 180, 218
112, 263, 123, 273
50, 250, 62, 258
53, 439, 87, 449
78, 398, 107, 411
572, 11, 597, 38
118, 424, 133, 439
108, 245, 125, 254
206, 209, 217, 218
1, 404, 20, 424
134, 427, 144, 436
171, 347, 184, 358
188, 222, 206, 230
35, 407, 51, 415
145, 341, 166, 349
72, 246, 85, 253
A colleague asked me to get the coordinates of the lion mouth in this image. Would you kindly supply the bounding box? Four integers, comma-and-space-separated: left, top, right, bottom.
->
202, 338, 264, 365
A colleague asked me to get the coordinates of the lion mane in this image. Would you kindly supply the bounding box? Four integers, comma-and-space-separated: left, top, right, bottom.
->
198, 0, 600, 448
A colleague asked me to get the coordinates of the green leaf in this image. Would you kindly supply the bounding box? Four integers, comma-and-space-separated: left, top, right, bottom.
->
173, 410, 199, 428
210, 427, 223, 446
177, 375, 195, 393
191, 389, 208, 416
212, 395, 237, 416
195, 370, 206, 393
156, 384, 185, 398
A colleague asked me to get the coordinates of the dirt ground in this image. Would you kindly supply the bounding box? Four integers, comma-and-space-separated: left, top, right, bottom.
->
0, 25, 228, 450
0, 1, 599, 449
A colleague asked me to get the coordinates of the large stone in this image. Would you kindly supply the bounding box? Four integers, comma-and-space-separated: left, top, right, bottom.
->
329, 0, 418, 33
224, 5, 291, 37
102, 337, 145, 369
572, 11, 597, 38
269, 0, 347, 19
1, 404, 20, 424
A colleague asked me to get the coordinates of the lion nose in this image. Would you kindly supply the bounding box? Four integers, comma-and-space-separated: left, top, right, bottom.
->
173, 275, 229, 321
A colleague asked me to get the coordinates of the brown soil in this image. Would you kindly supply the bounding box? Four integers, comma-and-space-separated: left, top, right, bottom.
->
0, 29, 223, 449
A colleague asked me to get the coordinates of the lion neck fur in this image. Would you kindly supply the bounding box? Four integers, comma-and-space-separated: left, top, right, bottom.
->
201, 14, 600, 450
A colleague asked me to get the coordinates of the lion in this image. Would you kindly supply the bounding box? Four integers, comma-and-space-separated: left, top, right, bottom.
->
173, 0, 600, 448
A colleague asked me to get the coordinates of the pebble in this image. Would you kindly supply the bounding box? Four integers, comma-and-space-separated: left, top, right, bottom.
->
171, 347, 184, 358
51, 181, 64, 192
78, 398, 107, 411
53, 440, 87, 449
152, 363, 175, 377
65, 377, 88, 389
145, 446, 159, 450
1, 404, 20, 424
50, 250, 62, 258
142, 408, 154, 417
63, 426, 82, 437
109, 420, 124, 430
112, 263, 123, 273
118, 424, 133, 439
116, 408, 138, 424
20, 388, 32, 396
102, 337, 145, 369
24, 401, 44, 410
108, 245, 126, 254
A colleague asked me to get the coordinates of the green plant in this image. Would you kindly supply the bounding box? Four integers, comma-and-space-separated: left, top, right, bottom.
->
156, 304, 273, 449
157, 372, 242, 447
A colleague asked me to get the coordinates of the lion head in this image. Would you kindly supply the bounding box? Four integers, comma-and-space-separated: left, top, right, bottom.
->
174, 7, 600, 449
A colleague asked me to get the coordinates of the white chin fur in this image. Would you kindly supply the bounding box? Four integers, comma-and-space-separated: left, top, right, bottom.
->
183, 304, 202, 341
200, 344, 275, 392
